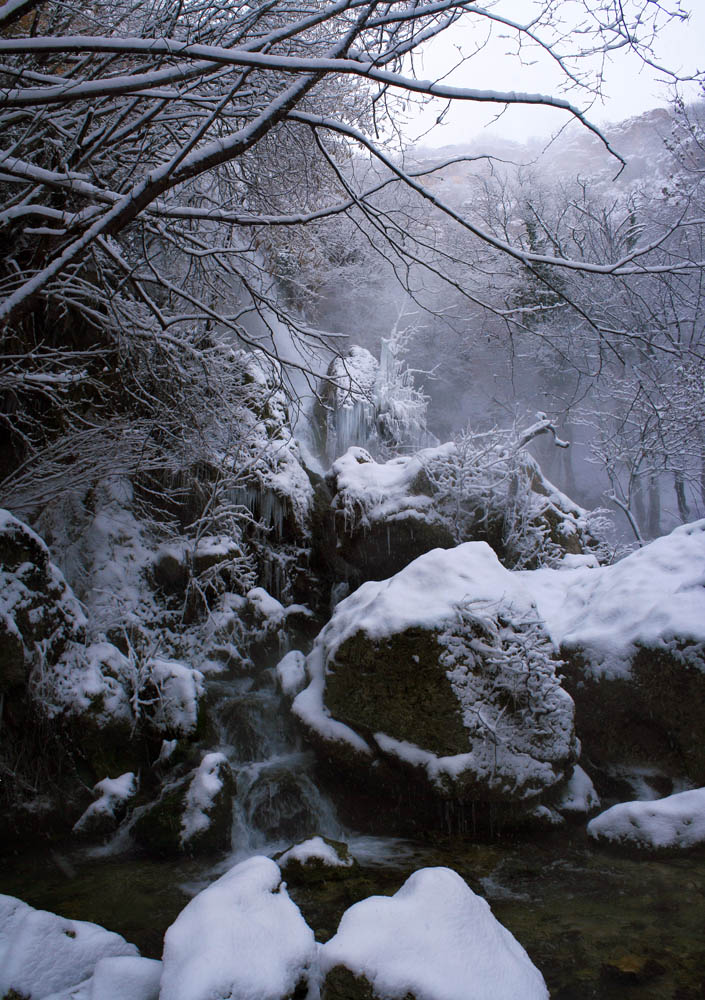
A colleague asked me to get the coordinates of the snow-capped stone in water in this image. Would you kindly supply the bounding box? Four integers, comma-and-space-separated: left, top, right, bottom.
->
0, 893, 138, 999
320, 867, 549, 1000
277, 836, 355, 883
132, 753, 234, 857
555, 765, 600, 816
588, 787, 705, 851
276, 649, 308, 699
159, 856, 317, 1000
520, 518, 705, 782
73, 772, 138, 838
293, 543, 577, 824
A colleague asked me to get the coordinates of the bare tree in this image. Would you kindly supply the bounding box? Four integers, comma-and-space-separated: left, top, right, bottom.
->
0, 0, 700, 513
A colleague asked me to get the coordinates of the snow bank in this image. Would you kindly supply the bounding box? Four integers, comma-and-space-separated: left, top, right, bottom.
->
0, 894, 138, 999
159, 857, 316, 1000
320, 867, 548, 1000
520, 519, 705, 678
588, 787, 705, 850
43, 956, 162, 1000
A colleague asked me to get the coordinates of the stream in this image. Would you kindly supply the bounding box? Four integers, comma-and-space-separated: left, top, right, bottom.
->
3, 644, 705, 1000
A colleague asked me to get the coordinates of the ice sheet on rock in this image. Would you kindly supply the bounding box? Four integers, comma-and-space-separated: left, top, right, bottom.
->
159, 856, 316, 1000
588, 787, 705, 850
0, 894, 138, 999
320, 867, 549, 1000
519, 519, 705, 679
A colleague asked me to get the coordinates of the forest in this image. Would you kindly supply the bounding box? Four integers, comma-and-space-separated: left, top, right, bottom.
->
1, 1, 705, 999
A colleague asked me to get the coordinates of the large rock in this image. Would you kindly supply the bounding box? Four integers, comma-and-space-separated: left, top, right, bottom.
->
293, 543, 577, 833
320, 867, 549, 1000
520, 519, 705, 785
324, 446, 455, 588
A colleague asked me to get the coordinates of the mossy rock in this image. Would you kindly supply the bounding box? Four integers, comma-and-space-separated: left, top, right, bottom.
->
132, 783, 187, 857
334, 514, 455, 587
326, 628, 468, 757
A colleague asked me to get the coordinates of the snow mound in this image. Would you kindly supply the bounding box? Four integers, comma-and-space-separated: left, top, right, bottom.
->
521, 519, 705, 678
320, 867, 548, 1000
276, 649, 307, 698
588, 787, 705, 850
43, 955, 162, 1000
181, 752, 230, 846
277, 836, 354, 870
159, 856, 316, 1000
150, 658, 204, 736
0, 893, 138, 999
73, 772, 138, 834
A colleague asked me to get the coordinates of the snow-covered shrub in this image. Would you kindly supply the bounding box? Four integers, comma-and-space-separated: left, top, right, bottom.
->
425, 418, 607, 568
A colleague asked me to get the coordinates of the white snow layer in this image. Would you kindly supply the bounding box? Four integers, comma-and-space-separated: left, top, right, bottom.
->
320, 867, 548, 1000
159, 856, 316, 1000
555, 765, 600, 815
181, 752, 228, 845
588, 787, 705, 850
149, 658, 204, 736
0, 894, 139, 999
519, 518, 705, 678
275, 649, 308, 698
43, 956, 162, 1000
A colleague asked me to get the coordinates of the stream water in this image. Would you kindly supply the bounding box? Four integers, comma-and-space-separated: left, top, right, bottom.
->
3, 648, 705, 999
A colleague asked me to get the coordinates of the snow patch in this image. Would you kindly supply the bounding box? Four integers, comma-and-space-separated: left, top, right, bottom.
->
588, 787, 705, 850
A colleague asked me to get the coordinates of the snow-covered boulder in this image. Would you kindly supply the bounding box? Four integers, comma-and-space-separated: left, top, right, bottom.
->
293, 543, 577, 832
325, 445, 455, 586
159, 856, 317, 1000
521, 519, 705, 783
554, 765, 600, 817
0, 894, 139, 999
132, 752, 234, 856
320, 867, 548, 1000
588, 787, 705, 852
43, 955, 163, 1000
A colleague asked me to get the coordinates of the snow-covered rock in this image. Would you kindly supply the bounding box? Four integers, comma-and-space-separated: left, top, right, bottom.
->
276, 649, 308, 699
326, 445, 455, 586
555, 765, 600, 816
149, 658, 204, 737
159, 856, 317, 1000
0, 894, 139, 999
320, 867, 549, 1000
132, 752, 234, 856
588, 787, 705, 851
293, 542, 577, 829
277, 836, 355, 883
73, 772, 138, 838
520, 519, 705, 782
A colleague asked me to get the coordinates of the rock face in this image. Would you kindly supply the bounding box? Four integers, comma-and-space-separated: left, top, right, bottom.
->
293, 543, 577, 833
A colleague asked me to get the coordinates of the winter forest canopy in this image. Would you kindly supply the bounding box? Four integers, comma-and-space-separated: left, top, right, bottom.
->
3, 1, 705, 998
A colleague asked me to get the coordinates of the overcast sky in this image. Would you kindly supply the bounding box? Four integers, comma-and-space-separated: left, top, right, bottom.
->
404, 1, 704, 148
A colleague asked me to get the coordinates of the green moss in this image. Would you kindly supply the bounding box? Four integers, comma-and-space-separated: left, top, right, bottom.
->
325, 627, 468, 757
